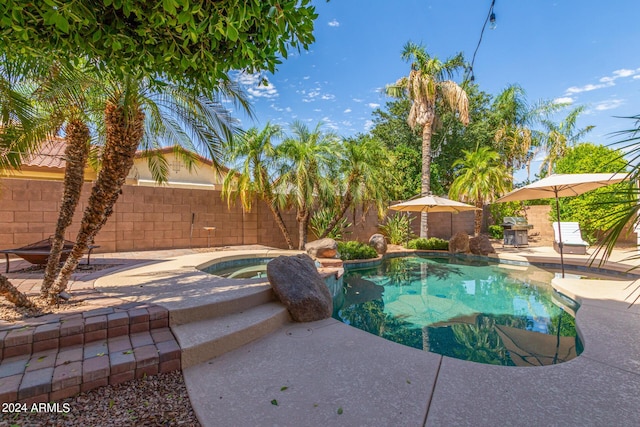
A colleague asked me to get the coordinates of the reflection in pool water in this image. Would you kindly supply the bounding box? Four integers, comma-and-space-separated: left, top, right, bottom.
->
333, 255, 583, 367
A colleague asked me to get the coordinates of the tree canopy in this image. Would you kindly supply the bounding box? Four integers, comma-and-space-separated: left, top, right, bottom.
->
0, 0, 318, 91
553, 143, 630, 243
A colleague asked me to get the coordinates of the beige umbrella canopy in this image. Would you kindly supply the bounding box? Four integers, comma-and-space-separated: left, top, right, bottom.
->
389, 194, 480, 214
495, 173, 629, 276
495, 173, 628, 202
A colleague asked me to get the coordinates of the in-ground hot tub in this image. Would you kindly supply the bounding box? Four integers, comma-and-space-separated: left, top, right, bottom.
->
203, 257, 273, 279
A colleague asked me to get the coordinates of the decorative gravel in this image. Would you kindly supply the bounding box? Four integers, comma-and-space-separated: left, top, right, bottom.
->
0, 371, 200, 427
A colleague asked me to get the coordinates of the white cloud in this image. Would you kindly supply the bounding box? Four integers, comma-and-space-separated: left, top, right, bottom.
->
594, 99, 624, 111
553, 97, 574, 105
321, 93, 335, 100
565, 83, 611, 94
328, 19, 340, 27
234, 71, 278, 99
367, 103, 380, 108
303, 76, 310, 80
634, 75, 640, 80
363, 120, 374, 131
352, 98, 363, 103
343, 108, 352, 113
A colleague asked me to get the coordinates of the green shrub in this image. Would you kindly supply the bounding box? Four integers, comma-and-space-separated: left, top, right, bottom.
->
338, 241, 378, 260
406, 237, 449, 250
379, 213, 414, 245
488, 225, 503, 239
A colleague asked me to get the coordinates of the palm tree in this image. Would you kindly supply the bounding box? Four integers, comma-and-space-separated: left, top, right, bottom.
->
44, 74, 250, 303
595, 115, 640, 264
539, 105, 594, 175
278, 121, 340, 250
491, 84, 538, 180
221, 123, 295, 249
319, 135, 392, 239
0, 55, 60, 308
449, 147, 511, 235
386, 42, 469, 237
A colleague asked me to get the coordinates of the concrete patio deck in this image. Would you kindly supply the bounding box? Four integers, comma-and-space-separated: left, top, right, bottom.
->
2, 243, 640, 426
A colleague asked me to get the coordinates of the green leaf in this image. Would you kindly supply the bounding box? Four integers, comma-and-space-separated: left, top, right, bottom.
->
178, 11, 191, 25
337, 407, 343, 415
280, 386, 288, 391
226, 23, 238, 41
270, 399, 278, 406
54, 14, 70, 33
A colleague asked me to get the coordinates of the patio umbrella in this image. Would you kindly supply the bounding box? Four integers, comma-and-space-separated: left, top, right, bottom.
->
495, 173, 628, 277
389, 194, 480, 237
389, 194, 480, 214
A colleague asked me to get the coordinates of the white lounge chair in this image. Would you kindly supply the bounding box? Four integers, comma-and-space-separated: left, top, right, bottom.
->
552, 222, 589, 255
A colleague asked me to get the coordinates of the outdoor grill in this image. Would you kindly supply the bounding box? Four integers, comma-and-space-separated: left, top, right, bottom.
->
501, 217, 533, 247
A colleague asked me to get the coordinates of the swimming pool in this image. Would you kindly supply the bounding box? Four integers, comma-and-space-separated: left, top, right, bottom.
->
334, 254, 583, 367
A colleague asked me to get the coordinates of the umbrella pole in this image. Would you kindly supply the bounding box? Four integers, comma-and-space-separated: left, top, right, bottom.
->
554, 190, 565, 278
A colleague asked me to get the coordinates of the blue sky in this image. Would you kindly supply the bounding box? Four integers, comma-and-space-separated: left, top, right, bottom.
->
231, 0, 640, 177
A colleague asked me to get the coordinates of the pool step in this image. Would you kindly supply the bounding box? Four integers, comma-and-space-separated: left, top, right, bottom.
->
172, 302, 290, 369
169, 284, 275, 326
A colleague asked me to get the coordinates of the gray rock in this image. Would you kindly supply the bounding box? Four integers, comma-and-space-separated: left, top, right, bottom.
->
267, 254, 333, 322
368, 233, 388, 255
448, 232, 470, 254
305, 238, 338, 258
469, 235, 496, 256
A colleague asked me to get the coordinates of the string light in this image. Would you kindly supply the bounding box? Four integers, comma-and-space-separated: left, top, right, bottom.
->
467, 0, 497, 82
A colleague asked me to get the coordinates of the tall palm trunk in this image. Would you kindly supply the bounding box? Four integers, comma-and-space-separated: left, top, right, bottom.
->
420, 118, 435, 238
474, 199, 483, 236
46, 102, 144, 303
1, 274, 33, 307
297, 208, 310, 250
41, 120, 90, 296
265, 199, 294, 249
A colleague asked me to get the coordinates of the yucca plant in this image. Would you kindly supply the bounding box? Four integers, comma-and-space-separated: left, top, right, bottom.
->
309, 208, 352, 241
379, 213, 414, 245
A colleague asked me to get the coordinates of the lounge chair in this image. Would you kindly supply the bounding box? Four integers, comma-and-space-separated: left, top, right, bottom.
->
0, 237, 99, 273
552, 222, 589, 255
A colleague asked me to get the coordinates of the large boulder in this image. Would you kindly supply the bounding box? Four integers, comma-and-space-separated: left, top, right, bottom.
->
368, 233, 388, 255
305, 238, 338, 258
266, 254, 332, 322
469, 235, 496, 256
448, 232, 470, 254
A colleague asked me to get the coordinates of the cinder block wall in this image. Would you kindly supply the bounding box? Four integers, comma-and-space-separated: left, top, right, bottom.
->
0, 179, 410, 251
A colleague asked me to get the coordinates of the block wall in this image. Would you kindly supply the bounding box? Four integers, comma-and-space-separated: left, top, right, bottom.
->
0, 178, 476, 252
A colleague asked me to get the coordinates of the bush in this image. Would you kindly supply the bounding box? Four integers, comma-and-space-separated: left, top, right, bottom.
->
488, 225, 503, 239
379, 213, 414, 245
406, 237, 449, 250
338, 241, 378, 260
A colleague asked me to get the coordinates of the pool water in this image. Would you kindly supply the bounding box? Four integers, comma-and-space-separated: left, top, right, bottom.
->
333, 255, 583, 367
204, 258, 272, 279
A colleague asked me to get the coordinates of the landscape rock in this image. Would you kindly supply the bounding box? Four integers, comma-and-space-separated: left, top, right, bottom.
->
448, 232, 470, 254
305, 238, 338, 258
368, 233, 388, 255
469, 235, 496, 256
267, 254, 332, 322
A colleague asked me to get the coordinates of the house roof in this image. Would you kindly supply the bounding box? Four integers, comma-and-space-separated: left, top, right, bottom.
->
22, 137, 67, 169
19, 139, 229, 173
